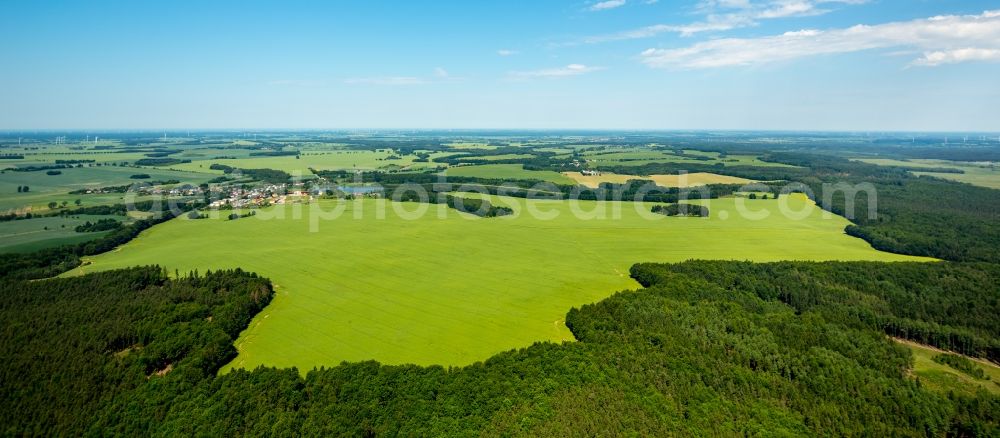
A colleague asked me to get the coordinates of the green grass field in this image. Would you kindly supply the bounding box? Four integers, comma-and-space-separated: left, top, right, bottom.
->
0, 166, 213, 213
444, 142, 498, 150
898, 339, 1000, 396
171, 150, 448, 175
443, 164, 575, 184
581, 150, 797, 168
457, 154, 535, 162
855, 158, 1000, 189
0, 215, 118, 252
562, 171, 753, 188
68, 194, 928, 372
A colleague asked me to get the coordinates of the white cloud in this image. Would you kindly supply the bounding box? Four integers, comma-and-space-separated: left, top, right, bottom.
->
584, 0, 866, 42
497, 49, 519, 56
584, 14, 752, 42
639, 10, 1000, 68
433, 67, 450, 78
509, 64, 605, 78
590, 0, 626, 11
911, 48, 1000, 67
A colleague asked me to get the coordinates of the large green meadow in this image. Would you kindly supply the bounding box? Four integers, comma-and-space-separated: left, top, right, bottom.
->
855, 158, 1000, 189
69, 194, 928, 371
170, 150, 452, 175
0, 166, 212, 213
0, 214, 118, 252
443, 164, 575, 184
577, 149, 799, 168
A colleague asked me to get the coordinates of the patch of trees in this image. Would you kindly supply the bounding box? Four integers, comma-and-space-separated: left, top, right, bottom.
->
441, 195, 512, 217
0, 212, 33, 222
652, 203, 709, 217
135, 158, 191, 166
228, 211, 256, 220
2, 261, 997, 435
893, 147, 1000, 163
891, 165, 966, 174
766, 153, 1000, 263
54, 159, 95, 164
45, 170, 62, 175
933, 354, 990, 380
391, 190, 513, 217
62, 203, 130, 216
0, 200, 203, 280
206, 175, 234, 184
10, 164, 71, 172
631, 261, 1000, 362
0, 203, 129, 223
605, 152, 1000, 264
130, 173, 151, 179
74, 218, 123, 233
240, 167, 290, 184
143, 150, 182, 158
210, 164, 290, 184
148, 179, 181, 185
0, 267, 273, 436
249, 150, 299, 157
431, 146, 550, 166
15, 185, 29, 192
0, 154, 24, 159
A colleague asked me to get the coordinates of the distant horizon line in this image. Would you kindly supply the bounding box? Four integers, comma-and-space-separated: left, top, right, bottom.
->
2, 128, 999, 135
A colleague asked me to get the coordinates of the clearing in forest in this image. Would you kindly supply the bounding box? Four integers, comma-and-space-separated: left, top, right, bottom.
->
69, 194, 928, 371
562, 171, 754, 188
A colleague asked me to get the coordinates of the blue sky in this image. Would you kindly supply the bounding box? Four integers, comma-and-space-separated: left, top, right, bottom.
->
1, 0, 999, 131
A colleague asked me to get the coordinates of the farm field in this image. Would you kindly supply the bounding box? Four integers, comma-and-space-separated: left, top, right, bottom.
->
896, 339, 1000, 397
171, 150, 448, 175
580, 149, 797, 168
444, 142, 498, 150
457, 154, 535, 162
0, 166, 213, 213
563, 171, 754, 188
0, 151, 150, 168
443, 164, 575, 184
855, 158, 1000, 189
69, 194, 928, 372
0, 214, 118, 252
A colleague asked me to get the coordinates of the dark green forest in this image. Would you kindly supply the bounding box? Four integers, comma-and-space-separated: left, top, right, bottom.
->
2, 144, 999, 435
2, 262, 997, 435
0, 267, 273, 436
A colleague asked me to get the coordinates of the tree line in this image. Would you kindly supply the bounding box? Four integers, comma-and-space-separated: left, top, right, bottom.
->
0, 267, 273, 436
601, 153, 1000, 264
0, 200, 203, 280
2, 261, 996, 435
209, 164, 291, 184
